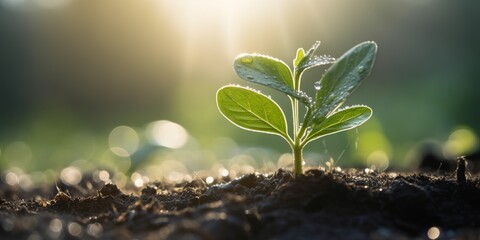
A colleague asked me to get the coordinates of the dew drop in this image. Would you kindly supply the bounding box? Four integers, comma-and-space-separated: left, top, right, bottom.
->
314, 81, 321, 90
358, 66, 366, 73
246, 76, 254, 80
263, 76, 269, 79
241, 57, 253, 64
306, 127, 312, 134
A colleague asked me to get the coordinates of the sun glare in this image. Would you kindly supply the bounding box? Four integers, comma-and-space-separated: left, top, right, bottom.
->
158, 0, 294, 76
159, 0, 263, 42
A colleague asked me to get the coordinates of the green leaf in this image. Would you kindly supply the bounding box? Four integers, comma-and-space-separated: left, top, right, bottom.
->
305, 105, 372, 144
299, 55, 336, 73
293, 48, 305, 68
313, 41, 377, 120
217, 85, 289, 139
296, 41, 335, 74
234, 54, 294, 89
234, 54, 311, 105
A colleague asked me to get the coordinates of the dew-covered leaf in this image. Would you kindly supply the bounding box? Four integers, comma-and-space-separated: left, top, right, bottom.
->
234, 54, 294, 89
296, 41, 335, 74
217, 85, 289, 139
299, 55, 336, 72
306, 105, 372, 144
234, 54, 311, 105
313, 41, 377, 119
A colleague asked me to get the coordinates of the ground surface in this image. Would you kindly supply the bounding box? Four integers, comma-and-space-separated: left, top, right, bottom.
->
1, 168, 480, 240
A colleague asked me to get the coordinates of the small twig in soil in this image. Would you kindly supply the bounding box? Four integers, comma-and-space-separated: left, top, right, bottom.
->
456, 156, 467, 186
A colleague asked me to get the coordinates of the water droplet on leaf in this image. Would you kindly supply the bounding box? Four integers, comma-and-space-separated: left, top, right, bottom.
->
314, 81, 321, 90
306, 127, 312, 135
246, 76, 254, 80
308, 97, 313, 104
358, 66, 366, 73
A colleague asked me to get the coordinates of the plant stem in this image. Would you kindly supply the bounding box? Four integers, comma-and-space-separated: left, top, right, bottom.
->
293, 143, 303, 175
290, 98, 298, 134
292, 107, 314, 176
298, 108, 312, 143
292, 70, 302, 176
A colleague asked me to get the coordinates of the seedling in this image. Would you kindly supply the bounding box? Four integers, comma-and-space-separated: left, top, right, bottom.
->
456, 156, 467, 186
216, 41, 377, 175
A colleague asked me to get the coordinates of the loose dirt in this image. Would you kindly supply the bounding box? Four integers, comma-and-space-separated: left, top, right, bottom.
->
1, 168, 480, 239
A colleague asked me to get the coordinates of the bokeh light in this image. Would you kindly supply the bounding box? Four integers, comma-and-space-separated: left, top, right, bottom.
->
443, 126, 478, 158
5, 171, 19, 186
217, 167, 229, 177
131, 172, 149, 188
277, 153, 293, 169
108, 126, 139, 157
146, 120, 189, 149
48, 218, 63, 239
98, 170, 110, 182
366, 150, 389, 172
67, 222, 84, 238
86, 223, 103, 238
205, 176, 214, 185
60, 166, 82, 186
427, 226, 440, 240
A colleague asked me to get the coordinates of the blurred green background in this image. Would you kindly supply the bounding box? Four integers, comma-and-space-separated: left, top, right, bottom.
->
1, 0, 479, 187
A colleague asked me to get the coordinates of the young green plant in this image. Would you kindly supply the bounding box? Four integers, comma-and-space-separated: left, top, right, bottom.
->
216, 41, 377, 175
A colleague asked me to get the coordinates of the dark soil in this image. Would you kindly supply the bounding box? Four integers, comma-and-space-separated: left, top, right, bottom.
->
1, 167, 480, 239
